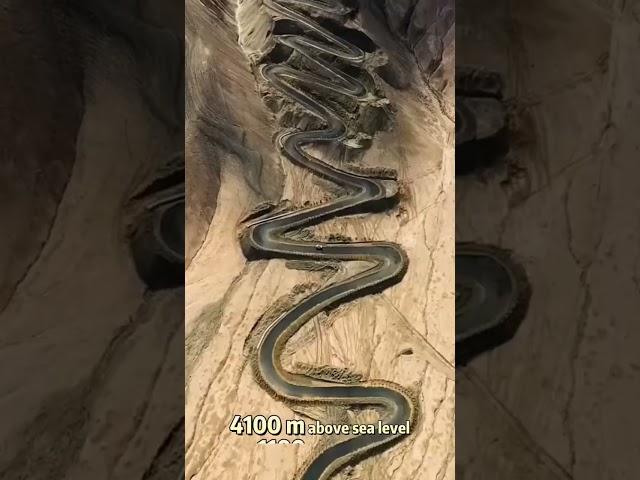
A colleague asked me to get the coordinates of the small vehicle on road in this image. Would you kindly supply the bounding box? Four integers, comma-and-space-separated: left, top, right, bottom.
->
315, 244, 324, 251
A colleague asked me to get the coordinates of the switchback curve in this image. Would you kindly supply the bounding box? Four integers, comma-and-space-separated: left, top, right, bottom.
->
239, 1, 418, 479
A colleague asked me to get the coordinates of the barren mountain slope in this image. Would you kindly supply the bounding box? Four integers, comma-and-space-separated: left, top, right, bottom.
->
186, 1, 454, 479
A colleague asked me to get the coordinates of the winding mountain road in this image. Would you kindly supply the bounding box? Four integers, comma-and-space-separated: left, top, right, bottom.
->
240, 1, 418, 479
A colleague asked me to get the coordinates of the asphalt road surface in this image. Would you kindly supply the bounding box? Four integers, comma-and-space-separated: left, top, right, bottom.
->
240, 1, 417, 479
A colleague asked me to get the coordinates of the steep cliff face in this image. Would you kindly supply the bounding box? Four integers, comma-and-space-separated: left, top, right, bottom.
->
186, 1, 454, 479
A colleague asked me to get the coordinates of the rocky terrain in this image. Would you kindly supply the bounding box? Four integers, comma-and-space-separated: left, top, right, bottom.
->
456, 0, 640, 478
185, 1, 454, 479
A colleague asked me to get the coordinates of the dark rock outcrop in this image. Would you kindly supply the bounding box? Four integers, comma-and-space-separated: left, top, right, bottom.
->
361, 0, 454, 95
